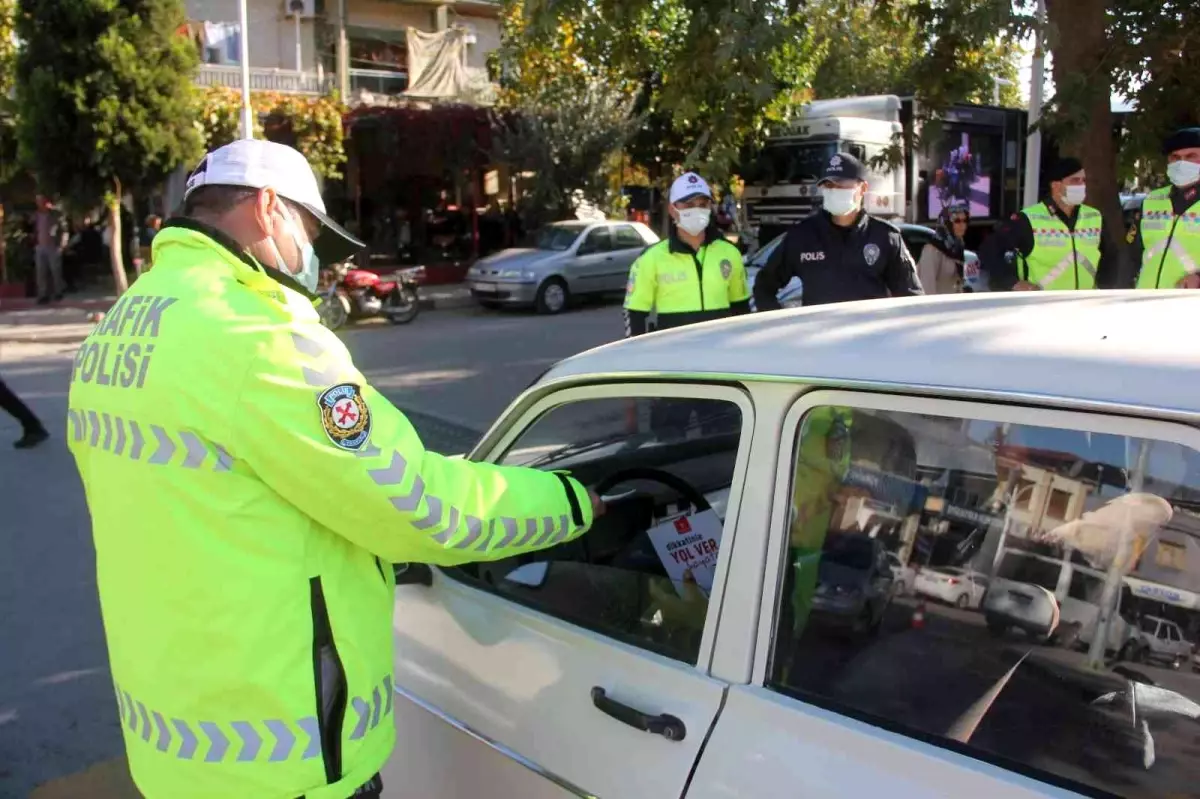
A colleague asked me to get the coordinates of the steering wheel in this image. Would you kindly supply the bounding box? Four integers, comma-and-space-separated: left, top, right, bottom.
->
593, 466, 710, 514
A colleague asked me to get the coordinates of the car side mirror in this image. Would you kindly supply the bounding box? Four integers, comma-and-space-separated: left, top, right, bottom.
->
394, 562, 433, 586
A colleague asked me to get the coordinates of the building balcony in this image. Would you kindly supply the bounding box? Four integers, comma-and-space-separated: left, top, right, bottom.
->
349, 67, 409, 96
196, 63, 334, 95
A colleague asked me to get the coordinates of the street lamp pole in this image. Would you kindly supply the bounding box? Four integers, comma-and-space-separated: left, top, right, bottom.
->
290, 0, 304, 77
238, 0, 253, 139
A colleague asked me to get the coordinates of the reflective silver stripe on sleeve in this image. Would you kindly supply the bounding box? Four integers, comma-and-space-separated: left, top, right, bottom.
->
112, 417, 127, 456
348, 675, 394, 741
411, 495, 443, 530
101, 413, 114, 451
290, 331, 326, 359
178, 431, 208, 469
128, 420, 145, 460
68, 409, 84, 442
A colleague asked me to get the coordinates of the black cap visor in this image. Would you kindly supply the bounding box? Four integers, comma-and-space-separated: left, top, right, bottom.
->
298, 201, 366, 265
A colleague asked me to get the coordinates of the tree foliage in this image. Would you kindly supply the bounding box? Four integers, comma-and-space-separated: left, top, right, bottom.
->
491, 80, 640, 227
16, 0, 202, 293
197, 87, 349, 181
499, 0, 820, 185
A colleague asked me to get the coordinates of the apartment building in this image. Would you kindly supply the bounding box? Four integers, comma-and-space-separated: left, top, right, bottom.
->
184, 0, 501, 102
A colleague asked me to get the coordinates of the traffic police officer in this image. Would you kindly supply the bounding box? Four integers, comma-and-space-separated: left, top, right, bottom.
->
983, 157, 1115, 291
623, 171, 751, 337
1131, 127, 1200, 290
753, 152, 923, 309
67, 139, 601, 799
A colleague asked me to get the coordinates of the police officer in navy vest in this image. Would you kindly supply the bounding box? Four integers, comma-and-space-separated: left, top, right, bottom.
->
753, 152, 923, 309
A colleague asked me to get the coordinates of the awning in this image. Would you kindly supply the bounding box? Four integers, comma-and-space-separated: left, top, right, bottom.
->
1125, 576, 1200, 610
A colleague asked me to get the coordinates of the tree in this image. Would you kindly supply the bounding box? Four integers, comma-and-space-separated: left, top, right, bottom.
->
503, 0, 821, 182
807, 0, 1022, 107
16, 0, 203, 295
491, 80, 640, 227
0, 0, 19, 285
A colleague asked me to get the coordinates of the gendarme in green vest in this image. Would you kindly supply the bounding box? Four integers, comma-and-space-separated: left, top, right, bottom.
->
1136, 186, 1200, 289
67, 221, 594, 799
1017, 202, 1103, 290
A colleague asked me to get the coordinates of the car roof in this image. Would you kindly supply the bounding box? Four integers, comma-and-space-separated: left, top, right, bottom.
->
541, 292, 1200, 416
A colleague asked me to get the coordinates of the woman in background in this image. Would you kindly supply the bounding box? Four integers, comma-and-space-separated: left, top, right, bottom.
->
918, 202, 969, 294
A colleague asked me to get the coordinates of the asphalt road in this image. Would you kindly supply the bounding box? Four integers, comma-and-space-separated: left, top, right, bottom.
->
0, 301, 623, 798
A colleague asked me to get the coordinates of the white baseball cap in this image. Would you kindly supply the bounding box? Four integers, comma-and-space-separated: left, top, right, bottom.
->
669, 172, 713, 205
184, 138, 364, 264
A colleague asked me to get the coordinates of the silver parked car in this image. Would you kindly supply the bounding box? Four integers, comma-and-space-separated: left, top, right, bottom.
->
467, 220, 660, 314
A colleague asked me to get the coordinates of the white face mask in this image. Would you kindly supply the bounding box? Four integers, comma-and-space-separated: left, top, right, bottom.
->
266, 203, 320, 292
676, 207, 711, 236
821, 187, 861, 217
1167, 160, 1200, 188
1063, 184, 1087, 207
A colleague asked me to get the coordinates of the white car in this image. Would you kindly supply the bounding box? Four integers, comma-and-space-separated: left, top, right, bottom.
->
1122, 615, 1192, 668
914, 567, 990, 609
384, 291, 1200, 799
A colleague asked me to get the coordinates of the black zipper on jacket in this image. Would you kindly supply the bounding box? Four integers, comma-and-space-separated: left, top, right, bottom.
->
1069, 234, 1080, 289
309, 577, 347, 784
1155, 215, 1182, 289
691, 246, 707, 310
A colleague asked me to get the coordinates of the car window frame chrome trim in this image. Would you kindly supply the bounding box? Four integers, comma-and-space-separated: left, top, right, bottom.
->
393, 681, 599, 799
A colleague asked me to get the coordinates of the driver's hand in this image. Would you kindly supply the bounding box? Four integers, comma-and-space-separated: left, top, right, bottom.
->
588, 489, 606, 518
1012, 280, 1041, 291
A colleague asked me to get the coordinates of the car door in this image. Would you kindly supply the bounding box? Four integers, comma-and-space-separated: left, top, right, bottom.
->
568, 226, 617, 296
608, 224, 651, 292
385, 382, 756, 799
688, 388, 1200, 799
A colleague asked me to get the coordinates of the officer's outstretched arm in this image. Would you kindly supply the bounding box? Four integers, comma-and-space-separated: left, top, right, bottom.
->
885, 231, 924, 296
752, 236, 789, 311
231, 326, 594, 566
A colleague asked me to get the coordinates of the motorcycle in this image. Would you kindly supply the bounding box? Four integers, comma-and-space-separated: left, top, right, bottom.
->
318, 263, 424, 330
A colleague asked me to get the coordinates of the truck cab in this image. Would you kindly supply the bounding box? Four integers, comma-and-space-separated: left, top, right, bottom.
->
741, 96, 905, 246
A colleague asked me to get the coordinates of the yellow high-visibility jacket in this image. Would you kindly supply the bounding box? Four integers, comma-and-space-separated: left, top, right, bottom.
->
67, 218, 593, 799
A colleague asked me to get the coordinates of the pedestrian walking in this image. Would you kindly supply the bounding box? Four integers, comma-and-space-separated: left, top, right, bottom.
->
982, 158, 1115, 291
33, 194, 68, 304
67, 139, 603, 799
1130, 127, 1200, 290
623, 171, 751, 336
752, 152, 923, 310
918, 202, 970, 294
0, 375, 49, 448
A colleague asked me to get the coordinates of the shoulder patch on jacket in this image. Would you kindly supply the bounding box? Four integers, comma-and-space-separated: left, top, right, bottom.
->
318, 383, 372, 451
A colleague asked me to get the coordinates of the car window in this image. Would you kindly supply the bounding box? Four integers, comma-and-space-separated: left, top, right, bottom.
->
769, 404, 1200, 798
447, 393, 745, 665
1168, 625, 1181, 642
1141, 616, 1160, 634
612, 225, 646, 250
580, 227, 613, 254
537, 224, 588, 251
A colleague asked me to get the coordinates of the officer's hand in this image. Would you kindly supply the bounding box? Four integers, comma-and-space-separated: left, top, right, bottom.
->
1176, 274, 1200, 290
1013, 281, 1041, 291
588, 489, 606, 518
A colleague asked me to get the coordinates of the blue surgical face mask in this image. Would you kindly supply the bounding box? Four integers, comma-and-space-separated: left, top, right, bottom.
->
267, 203, 320, 292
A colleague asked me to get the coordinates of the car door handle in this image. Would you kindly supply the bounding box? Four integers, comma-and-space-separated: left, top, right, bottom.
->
590, 686, 686, 741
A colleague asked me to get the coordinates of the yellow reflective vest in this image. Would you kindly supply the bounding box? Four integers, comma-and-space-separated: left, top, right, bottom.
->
1136, 186, 1200, 289
624, 233, 749, 331
1018, 202, 1102, 290
67, 219, 594, 799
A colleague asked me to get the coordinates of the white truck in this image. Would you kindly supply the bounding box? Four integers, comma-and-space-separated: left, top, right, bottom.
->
740, 95, 1031, 250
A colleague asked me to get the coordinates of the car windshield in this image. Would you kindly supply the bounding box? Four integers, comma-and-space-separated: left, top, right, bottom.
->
747, 234, 786, 268
536, 224, 588, 251
822, 535, 874, 570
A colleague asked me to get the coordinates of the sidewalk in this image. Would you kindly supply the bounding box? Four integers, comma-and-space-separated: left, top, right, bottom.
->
0, 285, 475, 346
